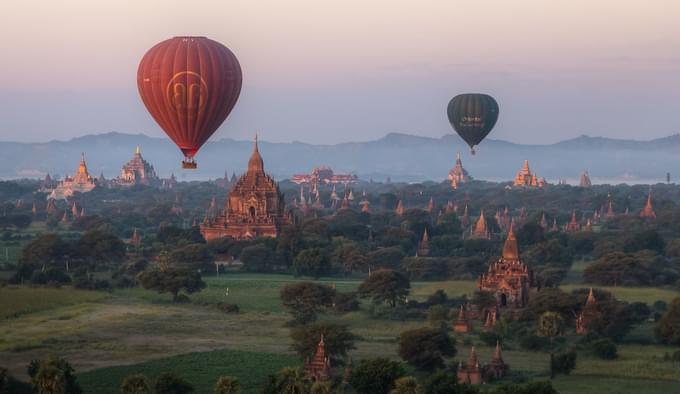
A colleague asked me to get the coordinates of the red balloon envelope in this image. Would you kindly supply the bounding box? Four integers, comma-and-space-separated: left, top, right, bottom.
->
137, 36, 242, 168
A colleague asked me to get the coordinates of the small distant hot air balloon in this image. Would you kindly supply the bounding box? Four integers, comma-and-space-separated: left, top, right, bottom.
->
447, 93, 499, 155
137, 36, 242, 168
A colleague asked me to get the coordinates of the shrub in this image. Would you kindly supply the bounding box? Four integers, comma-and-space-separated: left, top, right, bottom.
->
213, 376, 240, 394
551, 351, 577, 376
215, 303, 240, 313
349, 358, 404, 394
154, 372, 193, 394
589, 338, 618, 359
120, 374, 152, 394
519, 335, 550, 351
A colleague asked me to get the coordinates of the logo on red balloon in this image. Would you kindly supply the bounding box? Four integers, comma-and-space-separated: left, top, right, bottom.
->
166, 71, 209, 117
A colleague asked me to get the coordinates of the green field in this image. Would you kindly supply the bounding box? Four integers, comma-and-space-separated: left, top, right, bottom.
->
1, 274, 679, 393
77, 349, 298, 394
0, 286, 109, 319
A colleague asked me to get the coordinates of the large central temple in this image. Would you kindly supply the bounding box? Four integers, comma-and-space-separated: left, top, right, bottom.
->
478, 224, 537, 308
200, 136, 290, 240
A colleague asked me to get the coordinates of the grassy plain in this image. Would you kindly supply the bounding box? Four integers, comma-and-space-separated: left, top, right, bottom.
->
0, 273, 679, 393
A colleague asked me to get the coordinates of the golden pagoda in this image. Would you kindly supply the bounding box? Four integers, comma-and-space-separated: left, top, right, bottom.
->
513, 160, 545, 188
48, 153, 97, 200
448, 152, 470, 186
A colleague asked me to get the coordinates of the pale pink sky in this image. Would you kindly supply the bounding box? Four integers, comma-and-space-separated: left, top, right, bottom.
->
1, 0, 679, 144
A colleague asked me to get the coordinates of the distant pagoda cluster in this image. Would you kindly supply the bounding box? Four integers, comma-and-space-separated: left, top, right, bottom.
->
291, 166, 358, 189
513, 160, 545, 188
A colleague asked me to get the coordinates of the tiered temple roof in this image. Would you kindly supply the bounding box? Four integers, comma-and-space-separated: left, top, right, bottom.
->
448, 152, 470, 189
471, 209, 491, 239
565, 210, 581, 232
304, 335, 332, 381
116, 146, 159, 187
200, 136, 290, 240
478, 224, 536, 308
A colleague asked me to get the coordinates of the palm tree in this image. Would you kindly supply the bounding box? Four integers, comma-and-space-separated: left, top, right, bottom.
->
276, 368, 310, 394
214, 376, 241, 394
538, 311, 564, 378
390, 376, 423, 394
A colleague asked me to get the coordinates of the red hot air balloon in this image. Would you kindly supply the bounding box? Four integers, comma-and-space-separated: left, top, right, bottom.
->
137, 36, 242, 169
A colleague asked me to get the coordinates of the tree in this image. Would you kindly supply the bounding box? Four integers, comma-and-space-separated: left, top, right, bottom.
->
276, 224, 304, 267
0, 367, 33, 394
390, 377, 423, 394
349, 358, 404, 394
538, 311, 564, 379
290, 322, 356, 364
310, 380, 333, 394
137, 268, 206, 301
487, 381, 557, 394
522, 287, 576, 320
422, 370, 475, 394
271, 368, 310, 394
471, 290, 497, 310
170, 243, 214, 271
76, 229, 126, 269
623, 229, 665, 254
213, 376, 240, 394
366, 247, 406, 270
293, 248, 330, 278
16, 234, 69, 281
426, 305, 450, 327
28, 357, 82, 394
358, 269, 410, 307
589, 338, 618, 359
280, 282, 336, 324
240, 244, 275, 273
120, 374, 152, 394
398, 328, 456, 371
330, 239, 366, 275
154, 372, 193, 394
537, 312, 564, 344
550, 351, 576, 376
656, 297, 680, 346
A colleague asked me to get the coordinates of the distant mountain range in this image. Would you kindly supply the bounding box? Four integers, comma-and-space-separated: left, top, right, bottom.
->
1, 132, 679, 184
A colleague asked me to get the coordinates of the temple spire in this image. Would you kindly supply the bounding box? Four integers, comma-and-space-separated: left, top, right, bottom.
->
247, 133, 265, 174
502, 221, 519, 260
586, 287, 596, 306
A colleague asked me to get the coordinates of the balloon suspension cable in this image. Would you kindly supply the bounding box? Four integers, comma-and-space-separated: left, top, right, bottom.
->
182, 157, 197, 169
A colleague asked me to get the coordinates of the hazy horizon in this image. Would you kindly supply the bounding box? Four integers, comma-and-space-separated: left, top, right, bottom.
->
2, 0, 680, 145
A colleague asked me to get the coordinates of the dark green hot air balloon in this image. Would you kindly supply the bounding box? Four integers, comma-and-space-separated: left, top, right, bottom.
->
447, 93, 499, 154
